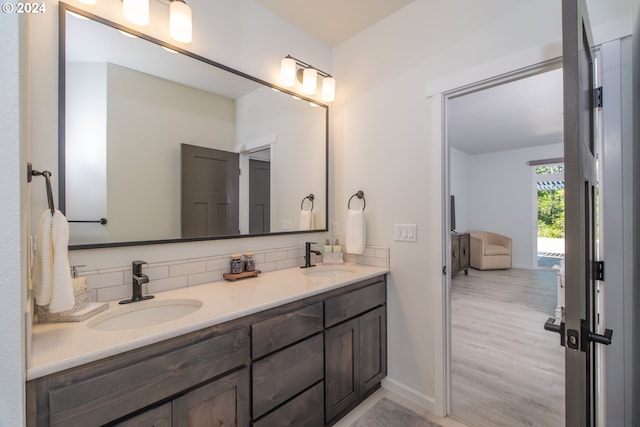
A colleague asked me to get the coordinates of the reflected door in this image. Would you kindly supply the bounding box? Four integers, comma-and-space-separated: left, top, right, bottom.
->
249, 159, 270, 233
181, 144, 239, 237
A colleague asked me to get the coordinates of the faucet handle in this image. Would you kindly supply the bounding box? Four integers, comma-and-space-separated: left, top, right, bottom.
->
132, 260, 148, 275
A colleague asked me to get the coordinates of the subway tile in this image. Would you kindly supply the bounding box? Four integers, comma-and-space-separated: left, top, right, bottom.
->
147, 276, 188, 293
257, 261, 276, 273
86, 271, 124, 289
144, 265, 169, 280
265, 250, 288, 262
170, 261, 206, 277
188, 270, 222, 286
365, 256, 388, 268
96, 284, 129, 302
207, 257, 230, 271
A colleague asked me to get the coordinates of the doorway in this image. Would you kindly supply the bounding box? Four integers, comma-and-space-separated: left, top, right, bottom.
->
533, 162, 566, 269
443, 59, 566, 426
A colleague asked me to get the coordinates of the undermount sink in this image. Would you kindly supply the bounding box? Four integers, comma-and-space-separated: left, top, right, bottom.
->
87, 298, 203, 331
303, 267, 356, 279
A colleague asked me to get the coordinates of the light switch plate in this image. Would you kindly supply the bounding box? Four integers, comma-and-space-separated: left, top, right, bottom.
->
394, 224, 417, 242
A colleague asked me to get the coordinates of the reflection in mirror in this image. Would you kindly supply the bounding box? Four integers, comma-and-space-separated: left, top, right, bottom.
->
62, 6, 327, 248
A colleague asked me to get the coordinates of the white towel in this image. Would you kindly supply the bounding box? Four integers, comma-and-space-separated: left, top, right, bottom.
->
299, 209, 312, 230
32, 210, 75, 313
346, 208, 366, 254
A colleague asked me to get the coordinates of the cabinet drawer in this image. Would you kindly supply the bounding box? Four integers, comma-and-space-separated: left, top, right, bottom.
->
325, 281, 386, 327
252, 381, 324, 427
113, 403, 171, 427
48, 328, 249, 427
252, 333, 323, 418
252, 302, 323, 359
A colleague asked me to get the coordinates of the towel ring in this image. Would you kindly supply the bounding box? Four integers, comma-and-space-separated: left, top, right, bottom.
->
301, 194, 314, 211
27, 162, 55, 215
348, 190, 366, 211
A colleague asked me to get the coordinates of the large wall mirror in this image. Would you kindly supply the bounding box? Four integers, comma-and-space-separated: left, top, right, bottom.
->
60, 4, 328, 249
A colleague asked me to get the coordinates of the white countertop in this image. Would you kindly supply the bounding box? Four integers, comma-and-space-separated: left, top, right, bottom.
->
28, 263, 388, 380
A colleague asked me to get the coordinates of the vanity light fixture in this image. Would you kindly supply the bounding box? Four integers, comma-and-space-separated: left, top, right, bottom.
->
122, 0, 149, 26
280, 55, 335, 102
169, 0, 192, 43
84, 0, 193, 43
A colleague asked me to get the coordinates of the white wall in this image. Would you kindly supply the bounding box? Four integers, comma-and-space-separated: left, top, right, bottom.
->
463, 144, 563, 269
332, 0, 631, 413
1, 11, 25, 427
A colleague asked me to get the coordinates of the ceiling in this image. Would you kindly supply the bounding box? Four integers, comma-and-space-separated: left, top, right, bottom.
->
448, 69, 564, 155
251, 0, 416, 47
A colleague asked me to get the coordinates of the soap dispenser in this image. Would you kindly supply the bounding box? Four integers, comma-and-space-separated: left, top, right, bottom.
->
324, 239, 333, 253
70, 265, 87, 294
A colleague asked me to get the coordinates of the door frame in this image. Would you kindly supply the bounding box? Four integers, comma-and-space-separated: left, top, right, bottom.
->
437, 57, 563, 416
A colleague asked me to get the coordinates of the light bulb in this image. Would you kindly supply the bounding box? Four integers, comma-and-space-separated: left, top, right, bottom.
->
321, 77, 335, 102
170, 0, 192, 43
302, 68, 317, 95
122, 0, 149, 26
280, 57, 296, 87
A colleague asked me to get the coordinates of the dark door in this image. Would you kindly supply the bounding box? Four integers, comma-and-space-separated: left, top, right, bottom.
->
560, 1, 612, 425
249, 159, 270, 233
181, 143, 239, 238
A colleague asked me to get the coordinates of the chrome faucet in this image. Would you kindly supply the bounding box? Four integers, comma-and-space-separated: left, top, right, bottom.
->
301, 242, 322, 268
119, 260, 154, 304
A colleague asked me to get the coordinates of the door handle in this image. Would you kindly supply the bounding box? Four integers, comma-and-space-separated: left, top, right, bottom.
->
588, 328, 613, 346
544, 317, 565, 347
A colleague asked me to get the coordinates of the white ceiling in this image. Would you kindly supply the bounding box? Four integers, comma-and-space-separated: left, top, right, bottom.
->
251, 0, 416, 47
447, 69, 564, 155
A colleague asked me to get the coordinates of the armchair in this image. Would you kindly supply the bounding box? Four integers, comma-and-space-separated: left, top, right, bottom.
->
470, 231, 512, 270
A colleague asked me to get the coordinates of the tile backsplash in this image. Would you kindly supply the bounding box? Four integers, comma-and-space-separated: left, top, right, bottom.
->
78, 245, 390, 303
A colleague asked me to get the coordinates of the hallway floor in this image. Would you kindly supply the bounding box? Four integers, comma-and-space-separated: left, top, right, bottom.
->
333, 387, 468, 427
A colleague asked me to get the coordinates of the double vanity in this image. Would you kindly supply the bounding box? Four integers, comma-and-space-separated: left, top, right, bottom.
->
27, 263, 388, 426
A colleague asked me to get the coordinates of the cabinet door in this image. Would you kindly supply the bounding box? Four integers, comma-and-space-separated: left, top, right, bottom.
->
113, 403, 171, 427
324, 317, 359, 423
359, 306, 387, 393
451, 234, 460, 272
173, 368, 249, 427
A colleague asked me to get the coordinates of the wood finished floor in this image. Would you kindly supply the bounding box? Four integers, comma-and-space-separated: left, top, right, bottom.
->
450, 268, 565, 427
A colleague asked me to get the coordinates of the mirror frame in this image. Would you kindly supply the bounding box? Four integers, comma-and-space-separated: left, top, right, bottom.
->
59, 3, 329, 250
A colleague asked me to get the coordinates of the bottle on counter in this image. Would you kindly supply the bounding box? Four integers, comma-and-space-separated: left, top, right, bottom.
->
244, 252, 255, 272
333, 239, 342, 253
230, 254, 244, 274
324, 239, 333, 253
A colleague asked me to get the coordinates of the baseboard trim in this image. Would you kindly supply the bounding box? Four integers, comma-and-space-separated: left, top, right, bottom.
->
381, 377, 435, 413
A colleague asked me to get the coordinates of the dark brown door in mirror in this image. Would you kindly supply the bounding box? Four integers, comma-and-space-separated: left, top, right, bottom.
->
249, 158, 270, 233
181, 143, 239, 237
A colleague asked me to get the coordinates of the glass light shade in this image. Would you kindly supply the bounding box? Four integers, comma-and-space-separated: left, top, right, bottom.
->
321, 77, 336, 102
302, 68, 317, 95
170, 0, 192, 43
123, 0, 149, 26
280, 58, 296, 87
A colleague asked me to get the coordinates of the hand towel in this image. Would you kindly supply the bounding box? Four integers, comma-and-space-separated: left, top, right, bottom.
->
299, 209, 312, 230
346, 208, 366, 255
32, 210, 75, 313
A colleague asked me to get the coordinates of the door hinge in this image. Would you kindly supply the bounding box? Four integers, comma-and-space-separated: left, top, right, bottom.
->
594, 86, 603, 108
593, 260, 605, 281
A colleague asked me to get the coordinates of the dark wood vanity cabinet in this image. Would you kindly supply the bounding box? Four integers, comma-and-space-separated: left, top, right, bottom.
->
324, 280, 387, 424
27, 327, 251, 427
27, 275, 387, 427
